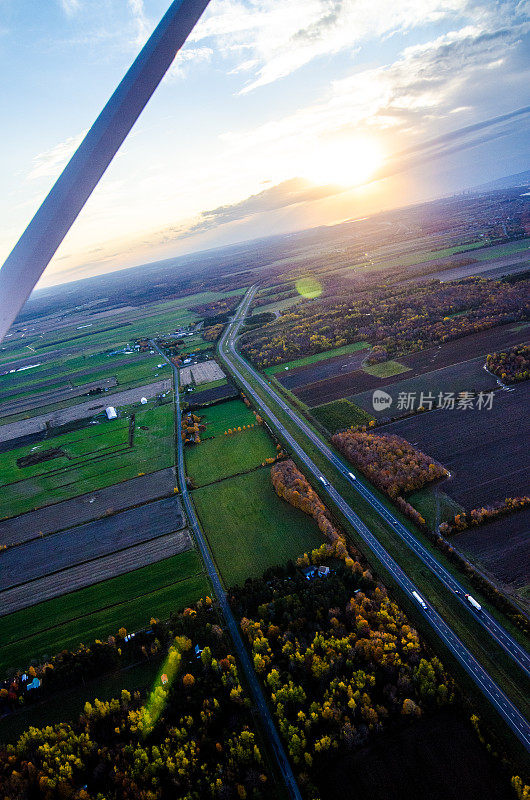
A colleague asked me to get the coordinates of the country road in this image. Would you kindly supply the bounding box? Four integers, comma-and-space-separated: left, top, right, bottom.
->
150, 340, 303, 800
218, 287, 530, 752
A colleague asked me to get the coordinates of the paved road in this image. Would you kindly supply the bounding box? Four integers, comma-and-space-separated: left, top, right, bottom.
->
151, 340, 303, 800
218, 288, 530, 752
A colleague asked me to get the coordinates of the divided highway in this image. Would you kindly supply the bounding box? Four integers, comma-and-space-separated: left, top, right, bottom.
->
151, 341, 303, 800
218, 289, 530, 752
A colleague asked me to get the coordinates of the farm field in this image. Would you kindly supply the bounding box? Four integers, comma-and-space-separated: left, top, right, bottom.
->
254, 294, 303, 315
192, 468, 323, 586
0, 467, 176, 547
352, 357, 498, 419
421, 251, 530, 283
265, 341, 369, 375
180, 359, 225, 386
366, 237, 528, 272
0, 403, 175, 517
362, 360, 410, 378
386, 382, 530, 510
186, 382, 239, 406
0, 350, 161, 402
185, 424, 277, 486
25, 308, 199, 354
0, 378, 119, 417
196, 398, 257, 435
452, 507, 530, 609
311, 399, 375, 432
0, 496, 186, 592
275, 346, 370, 392
292, 323, 528, 406
186, 377, 227, 395
0, 530, 192, 616
0, 381, 171, 439
0, 550, 208, 676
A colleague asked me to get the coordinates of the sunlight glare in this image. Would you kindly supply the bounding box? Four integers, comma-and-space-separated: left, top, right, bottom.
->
303, 137, 383, 187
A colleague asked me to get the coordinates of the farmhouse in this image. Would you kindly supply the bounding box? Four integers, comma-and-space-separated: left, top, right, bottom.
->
303, 565, 330, 581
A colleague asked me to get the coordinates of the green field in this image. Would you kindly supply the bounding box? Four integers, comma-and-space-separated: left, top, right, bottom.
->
372, 240, 487, 269
0, 404, 175, 517
473, 239, 529, 260
407, 488, 464, 529
255, 295, 303, 315
370, 238, 529, 271
311, 399, 375, 432
197, 398, 257, 435
265, 341, 369, 374
0, 350, 160, 397
0, 550, 208, 676
192, 468, 323, 586
2, 308, 196, 359
187, 378, 227, 394
363, 360, 410, 377
0, 357, 169, 424
185, 425, 277, 487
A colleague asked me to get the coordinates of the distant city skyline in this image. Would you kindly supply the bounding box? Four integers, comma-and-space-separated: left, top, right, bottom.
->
1, 0, 529, 288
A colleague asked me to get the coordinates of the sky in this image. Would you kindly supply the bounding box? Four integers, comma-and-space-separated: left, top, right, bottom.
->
0, 0, 529, 288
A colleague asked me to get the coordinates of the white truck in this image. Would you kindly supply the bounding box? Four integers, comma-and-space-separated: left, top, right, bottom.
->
412, 591, 427, 610
465, 593, 482, 611
318, 475, 329, 487
348, 472, 357, 481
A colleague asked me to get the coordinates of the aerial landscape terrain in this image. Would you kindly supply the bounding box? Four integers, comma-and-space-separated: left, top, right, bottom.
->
0, 178, 529, 799
1, 0, 530, 796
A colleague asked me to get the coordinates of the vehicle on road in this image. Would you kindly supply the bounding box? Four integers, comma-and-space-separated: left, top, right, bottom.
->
412, 590, 428, 610
318, 475, 329, 487
466, 594, 482, 611
348, 472, 357, 481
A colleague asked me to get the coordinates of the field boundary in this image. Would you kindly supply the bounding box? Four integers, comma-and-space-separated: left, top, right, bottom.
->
0, 524, 191, 598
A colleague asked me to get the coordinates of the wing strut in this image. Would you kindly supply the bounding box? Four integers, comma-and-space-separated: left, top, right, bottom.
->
0, 0, 210, 342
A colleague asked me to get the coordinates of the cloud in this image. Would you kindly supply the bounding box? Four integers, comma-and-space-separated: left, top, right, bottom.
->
127, 0, 151, 47
372, 106, 530, 183
187, 177, 342, 233
218, 11, 530, 178
148, 178, 343, 245
192, 0, 469, 92
395, 105, 530, 158
26, 132, 86, 181
59, 0, 81, 15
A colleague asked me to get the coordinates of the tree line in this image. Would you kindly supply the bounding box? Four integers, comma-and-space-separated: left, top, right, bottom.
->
240, 277, 528, 368
486, 343, 529, 383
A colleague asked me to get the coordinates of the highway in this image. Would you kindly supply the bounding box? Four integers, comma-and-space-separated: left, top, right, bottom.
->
218, 288, 530, 752
151, 340, 303, 800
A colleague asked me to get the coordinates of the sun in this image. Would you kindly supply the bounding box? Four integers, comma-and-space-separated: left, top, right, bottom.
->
302, 136, 383, 187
